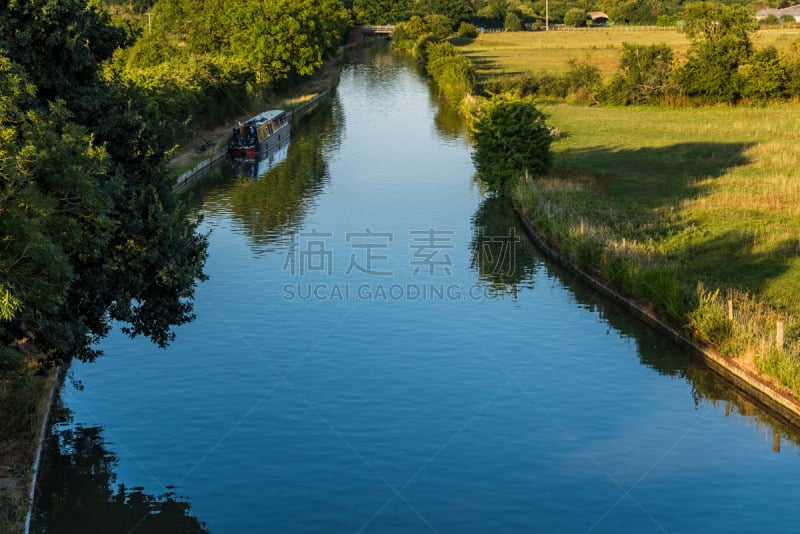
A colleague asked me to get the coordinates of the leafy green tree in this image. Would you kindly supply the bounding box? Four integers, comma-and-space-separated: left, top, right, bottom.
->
353, 0, 413, 23
781, 38, 800, 97
226, 0, 349, 85
761, 14, 779, 25
602, 43, 675, 104
424, 14, 455, 39
471, 95, 552, 194
419, 0, 476, 23
0, 0, 209, 363
504, 10, 523, 31
602, 0, 660, 25
674, 2, 757, 103
392, 15, 431, 47
740, 47, 787, 100
0, 0, 128, 103
564, 8, 588, 27
457, 21, 480, 38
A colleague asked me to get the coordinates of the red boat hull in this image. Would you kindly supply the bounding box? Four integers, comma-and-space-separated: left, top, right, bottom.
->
229, 147, 257, 159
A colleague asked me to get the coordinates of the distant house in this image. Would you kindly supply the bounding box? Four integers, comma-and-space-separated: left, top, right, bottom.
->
756, 5, 800, 22
589, 11, 609, 26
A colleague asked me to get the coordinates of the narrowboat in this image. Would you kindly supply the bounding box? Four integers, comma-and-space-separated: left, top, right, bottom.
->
229, 110, 290, 159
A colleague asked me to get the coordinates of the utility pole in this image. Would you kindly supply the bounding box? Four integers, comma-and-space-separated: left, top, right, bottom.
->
545, 0, 549, 31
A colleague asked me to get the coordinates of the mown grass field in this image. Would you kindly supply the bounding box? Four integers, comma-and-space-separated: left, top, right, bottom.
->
457, 27, 800, 78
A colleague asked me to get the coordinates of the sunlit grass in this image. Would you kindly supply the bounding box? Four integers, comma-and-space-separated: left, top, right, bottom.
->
537, 103, 800, 313
457, 27, 800, 79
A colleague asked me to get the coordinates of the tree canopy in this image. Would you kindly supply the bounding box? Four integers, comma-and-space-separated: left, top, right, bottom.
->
471, 95, 552, 194
1, 0, 208, 363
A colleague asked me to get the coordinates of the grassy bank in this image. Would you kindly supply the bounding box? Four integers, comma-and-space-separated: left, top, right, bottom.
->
458, 28, 800, 398
457, 27, 800, 79
513, 102, 800, 393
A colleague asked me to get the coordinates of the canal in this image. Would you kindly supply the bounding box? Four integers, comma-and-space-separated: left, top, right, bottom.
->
34, 45, 800, 533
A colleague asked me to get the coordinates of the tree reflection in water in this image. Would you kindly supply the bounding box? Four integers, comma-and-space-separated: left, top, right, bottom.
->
469, 196, 540, 297
33, 402, 209, 534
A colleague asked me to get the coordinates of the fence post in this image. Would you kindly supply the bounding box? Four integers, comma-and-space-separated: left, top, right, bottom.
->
728, 299, 733, 320
777, 320, 784, 349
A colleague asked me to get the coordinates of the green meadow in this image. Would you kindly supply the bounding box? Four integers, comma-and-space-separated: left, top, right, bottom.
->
458, 27, 800, 78
531, 103, 800, 314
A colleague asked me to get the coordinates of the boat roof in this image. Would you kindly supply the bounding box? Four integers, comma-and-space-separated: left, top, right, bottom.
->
241, 109, 286, 126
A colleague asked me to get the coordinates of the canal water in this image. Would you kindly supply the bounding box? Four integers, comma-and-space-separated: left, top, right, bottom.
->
35, 45, 800, 533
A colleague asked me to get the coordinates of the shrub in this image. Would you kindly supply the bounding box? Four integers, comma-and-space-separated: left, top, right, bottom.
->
392, 16, 430, 50
638, 267, 686, 320
425, 42, 477, 103
564, 8, 588, 28
504, 11, 523, 31
424, 14, 454, 41
457, 22, 479, 38
562, 58, 602, 97
782, 38, 800, 96
761, 14, 779, 25
483, 60, 600, 101
471, 95, 553, 194
688, 286, 735, 347
741, 46, 787, 100
656, 14, 678, 27
600, 43, 676, 105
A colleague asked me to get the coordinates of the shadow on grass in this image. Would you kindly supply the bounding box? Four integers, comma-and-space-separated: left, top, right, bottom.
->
682, 230, 800, 309
448, 37, 476, 46
554, 140, 800, 312
554, 141, 756, 204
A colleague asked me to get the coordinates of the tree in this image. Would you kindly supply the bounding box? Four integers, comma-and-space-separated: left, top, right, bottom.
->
564, 8, 588, 27
419, 0, 476, 23
740, 47, 787, 100
226, 0, 350, 85
504, 11, 523, 31
675, 2, 758, 103
352, 0, 413, 24
601, 43, 675, 104
471, 95, 553, 194
425, 14, 455, 40
0, 0, 209, 364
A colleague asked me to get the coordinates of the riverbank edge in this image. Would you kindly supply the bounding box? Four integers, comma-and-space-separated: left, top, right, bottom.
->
172, 86, 338, 192
21, 367, 62, 534
171, 62, 342, 193
512, 202, 800, 429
